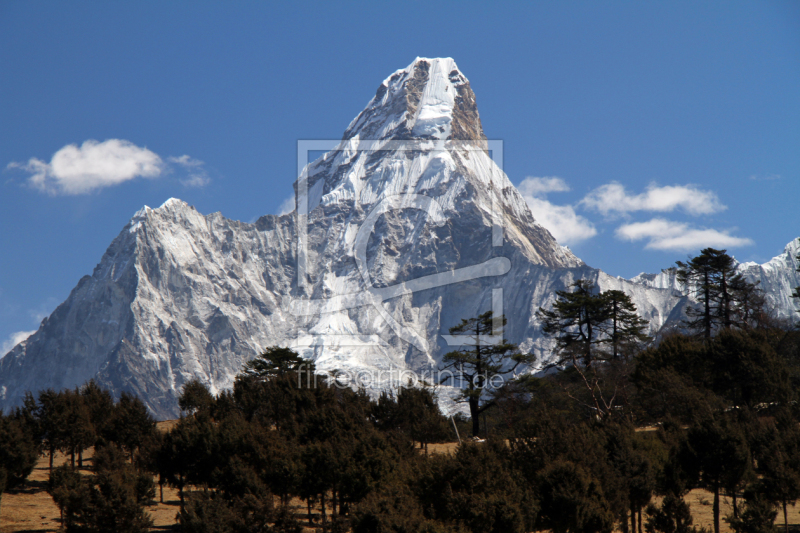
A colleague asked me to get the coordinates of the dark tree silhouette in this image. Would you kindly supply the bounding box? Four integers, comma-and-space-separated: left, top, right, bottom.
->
599, 290, 651, 361
538, 279, 609, 368
178, 378, 214, 416
439, 311, 531, 437
0, 413, 39, 513
243, 345, 308, 380
677, 248, 762, 338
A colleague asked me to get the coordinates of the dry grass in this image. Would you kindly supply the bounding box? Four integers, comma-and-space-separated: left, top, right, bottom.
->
0, 447, 183, 533
683, 488, 800, 533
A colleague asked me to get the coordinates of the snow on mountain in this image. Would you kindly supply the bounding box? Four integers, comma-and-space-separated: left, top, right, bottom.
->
627, 239, 800, 323
1, 58, 797, 418
735, 239, 800, 320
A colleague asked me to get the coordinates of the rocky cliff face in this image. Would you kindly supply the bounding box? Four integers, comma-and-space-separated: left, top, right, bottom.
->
1, 58, 797, 418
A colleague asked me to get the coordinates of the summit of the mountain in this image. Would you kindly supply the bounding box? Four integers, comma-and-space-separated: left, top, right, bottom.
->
342, 57, 484, 143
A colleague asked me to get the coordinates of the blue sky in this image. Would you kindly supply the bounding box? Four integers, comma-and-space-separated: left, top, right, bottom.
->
1, 1, 798, 352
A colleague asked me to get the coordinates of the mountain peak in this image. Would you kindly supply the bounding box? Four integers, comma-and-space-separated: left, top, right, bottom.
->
342, 57, 485, 142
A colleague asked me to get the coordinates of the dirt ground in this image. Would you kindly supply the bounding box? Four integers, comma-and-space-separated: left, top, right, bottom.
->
2, 432, 798, 532
0, 447, 184, 533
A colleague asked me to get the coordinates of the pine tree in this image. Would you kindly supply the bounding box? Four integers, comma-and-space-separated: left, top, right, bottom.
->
439, 311, 531, 437
535, 459, 615, 533
103, 393, 156, 464
676, 248, 761, 338
60, 389, 95, 468
538, 280, 650, 418
726, 488, 779, 533
178, 378, 215, 416
644, 493, 696, 533
36, 388, 65, 472
0, 413, 39, 513
80, 380, 115, 443
243, 345, 308, 380
756, 411, 800, 533
677, 248, 725, 339
537, 280, 608, 368
682, 415, 752, 533
599, 290, 651, 361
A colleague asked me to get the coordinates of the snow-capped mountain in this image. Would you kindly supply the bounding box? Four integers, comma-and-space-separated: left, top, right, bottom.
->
1, 58, 797, 418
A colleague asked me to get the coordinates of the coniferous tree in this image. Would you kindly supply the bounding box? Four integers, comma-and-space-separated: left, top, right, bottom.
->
677, 249, 724, 339
726, 491, 779, 533
36, 388, 65, 472
599, 290, 651, 361
439, 311, 531, 437
178, 378, 215, 416
60, 389, 95, 468
49, 457, 154, 533
677, 248, 762, 338
243, 345, 307, 379
755, 411, 800, 533
644, 493, 698, 533
414, 440, 537, 533
730, 277, 768, 329
80, 380, 115, 445
0, 413, 39, 512
535, 459, 614, 533
605, 422, 657, 533
681, 415, 751, 533
538, 280, 650, 418
372, 385, 449, 452
106, 392, 156, 462
538, 280, 609, 368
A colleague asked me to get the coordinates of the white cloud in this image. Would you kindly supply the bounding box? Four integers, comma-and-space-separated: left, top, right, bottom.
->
518, 176, 570, 196
168, 155, 204, 168
278, 195, 295, 215
1, 330, 35, 357
517, 176, 596, 245
180, 174, 211, 188
8, 141, 211, 193
525, 196, 598, 245
749, 174, 781, 181
10, 139, 164, 195
581, 182, 725, 217
615, 218, 754, 252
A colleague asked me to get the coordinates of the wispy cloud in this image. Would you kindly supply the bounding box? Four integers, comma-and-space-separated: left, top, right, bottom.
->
518, 176, 570, 197
749, 174, 781, 181
169, 155, 211, 188
581, 182, 725, 217
278, 195, 295, 215
168, 155, 204, 168
1, 330, 35, 357
615, 218, 753, 252
8, 140, 210, 194
518, 177, 597, 245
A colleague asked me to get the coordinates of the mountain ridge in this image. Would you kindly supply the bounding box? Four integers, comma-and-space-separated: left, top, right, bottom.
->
1, 58, 798, 418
